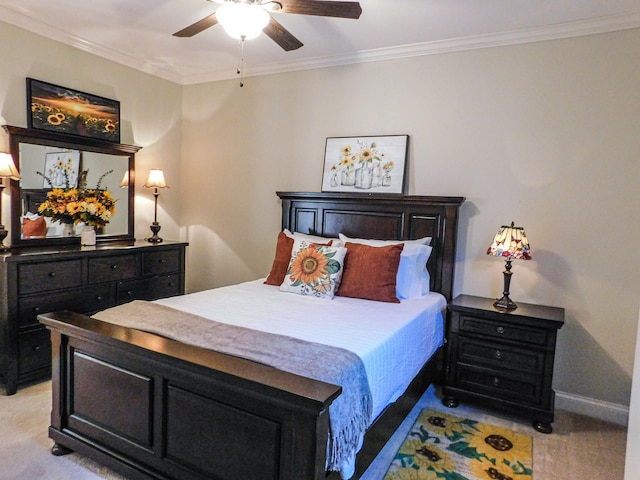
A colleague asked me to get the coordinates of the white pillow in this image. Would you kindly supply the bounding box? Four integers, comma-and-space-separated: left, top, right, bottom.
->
338, 233, 431, 247
284, 229, 345, 247
280, 238, 347, 299
339, 233, 432, 298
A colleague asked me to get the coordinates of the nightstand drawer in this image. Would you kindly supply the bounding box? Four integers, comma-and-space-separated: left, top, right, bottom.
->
458, 315, 549, 346
457, 336, 545, 374
18, 259, 83, 294
143, 250, 181, 275
18, 329, 52, 373
455, 364, 543, 406
88, 255, 139, 283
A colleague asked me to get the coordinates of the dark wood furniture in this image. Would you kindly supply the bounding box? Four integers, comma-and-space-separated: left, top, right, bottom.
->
442, 294, 565, 433
39, 192, 464, 480
0, 240, 187, 395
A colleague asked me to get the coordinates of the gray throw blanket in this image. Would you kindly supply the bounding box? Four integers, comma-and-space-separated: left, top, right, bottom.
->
92, 300, 372, 473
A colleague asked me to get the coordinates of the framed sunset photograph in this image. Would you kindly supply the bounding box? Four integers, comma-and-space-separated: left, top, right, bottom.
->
27, 78, 120, 142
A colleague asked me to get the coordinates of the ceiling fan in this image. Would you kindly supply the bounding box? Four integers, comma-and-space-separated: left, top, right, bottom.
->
173, 0, 363, 51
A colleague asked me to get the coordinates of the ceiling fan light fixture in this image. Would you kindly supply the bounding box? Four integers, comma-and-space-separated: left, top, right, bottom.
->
216, 2, 270, 40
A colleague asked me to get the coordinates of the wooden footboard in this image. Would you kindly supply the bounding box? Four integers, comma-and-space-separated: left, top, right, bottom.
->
41, 310, 342, 480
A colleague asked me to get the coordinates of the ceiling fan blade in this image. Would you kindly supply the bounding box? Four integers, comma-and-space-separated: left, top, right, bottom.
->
264, 17, 304, 51
278, 0, 362, 19
173, 13, 218, 37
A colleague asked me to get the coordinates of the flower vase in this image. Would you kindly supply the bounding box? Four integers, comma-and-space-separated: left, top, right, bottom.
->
63, 223, 74, 237
81, 226, 96, 246
382, 173, 392, 187
355, 166, 373, 189
341, 170, 355, 186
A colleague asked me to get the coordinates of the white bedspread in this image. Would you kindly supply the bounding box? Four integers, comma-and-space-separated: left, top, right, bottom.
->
155, 279, 446, 422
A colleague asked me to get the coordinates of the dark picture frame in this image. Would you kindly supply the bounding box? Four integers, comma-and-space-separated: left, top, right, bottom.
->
27, 78, 120, 143
321, 135, 409, 194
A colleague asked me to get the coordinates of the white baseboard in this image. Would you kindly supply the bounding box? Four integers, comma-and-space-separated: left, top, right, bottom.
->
556, 390, 629, 426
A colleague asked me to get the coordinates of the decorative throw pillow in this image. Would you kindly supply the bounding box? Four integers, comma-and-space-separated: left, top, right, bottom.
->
338, 234, 432, 299
337, 242, 403, 303
280, 239, 346, 299
264, 231, 295, 285
265, 231, 334, 286
22, 216, 47, 238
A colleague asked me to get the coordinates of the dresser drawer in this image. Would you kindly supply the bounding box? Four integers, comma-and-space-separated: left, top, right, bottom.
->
88, 254, 139, 283
117, 274, 182, 303
19, 285, 116, 328
458, 314, 549, 346
146, 274, 182, 300
457, 336, 545, 375
18, 328, 52, 373
143, 249, 181, 275
455, 363, 543, 406
18, 259, 83, 294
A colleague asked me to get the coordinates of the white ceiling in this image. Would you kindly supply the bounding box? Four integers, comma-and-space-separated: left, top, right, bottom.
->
1, 0, 639, 85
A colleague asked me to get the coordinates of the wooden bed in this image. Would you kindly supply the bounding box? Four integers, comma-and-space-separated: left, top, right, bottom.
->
39, 192, 465, 480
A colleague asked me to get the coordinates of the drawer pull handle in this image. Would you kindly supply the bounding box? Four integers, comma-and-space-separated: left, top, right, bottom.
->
493, 377, 500, 387
33, 307, 41, 313
33, 345, 42, 352
96, 296, 104, 301
168, 282, 174, 287
495, 350, 503, 360
48, 272, 56, 277
159, 259, 166, 264
496, 326, 505, 334
111, 265, 118, 270
127, 290, 133, 296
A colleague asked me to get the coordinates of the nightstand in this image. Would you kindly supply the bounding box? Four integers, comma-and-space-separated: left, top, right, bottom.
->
442, 294, 564, 433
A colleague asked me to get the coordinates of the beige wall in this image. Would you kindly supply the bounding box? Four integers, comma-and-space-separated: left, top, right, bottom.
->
181, 29, 640, 409
2, 19, 639, 413
0, 21, 184, 242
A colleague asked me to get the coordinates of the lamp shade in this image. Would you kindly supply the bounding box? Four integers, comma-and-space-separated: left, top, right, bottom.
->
487, 222, 531, 260
0, 152, 21, 180
120, 170, 129, 188
144, 169, 168, 189
216, 2, 270, 40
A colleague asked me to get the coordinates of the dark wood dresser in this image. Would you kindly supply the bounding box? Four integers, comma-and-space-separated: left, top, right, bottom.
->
0, 240, 187, 395
442, 294, 564, 433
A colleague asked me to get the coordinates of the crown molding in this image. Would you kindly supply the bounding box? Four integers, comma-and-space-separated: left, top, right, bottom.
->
2, 7, 638, 86
188, 13, 640, 84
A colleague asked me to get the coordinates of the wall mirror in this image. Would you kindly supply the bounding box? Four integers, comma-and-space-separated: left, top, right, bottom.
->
3, 125, 140, 247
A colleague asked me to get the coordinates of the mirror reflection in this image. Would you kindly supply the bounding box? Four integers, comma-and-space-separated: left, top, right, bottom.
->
4, 125, 138, 247
19, 143, 130, 239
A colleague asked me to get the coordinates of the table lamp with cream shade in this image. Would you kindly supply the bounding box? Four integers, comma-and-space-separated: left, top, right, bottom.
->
486, 221, 532, 310
0, 152, 21, 251
144, 169, 168, 243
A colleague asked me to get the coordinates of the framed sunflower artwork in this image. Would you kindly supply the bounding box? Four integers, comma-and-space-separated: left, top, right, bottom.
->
321, 135, 409, 194
27, 78, 120, 143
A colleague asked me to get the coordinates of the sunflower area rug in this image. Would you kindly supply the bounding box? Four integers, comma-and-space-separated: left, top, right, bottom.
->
383, 409, 533, 480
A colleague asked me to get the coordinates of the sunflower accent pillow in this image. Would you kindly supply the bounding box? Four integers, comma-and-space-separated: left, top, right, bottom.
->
280, 239, 347, 299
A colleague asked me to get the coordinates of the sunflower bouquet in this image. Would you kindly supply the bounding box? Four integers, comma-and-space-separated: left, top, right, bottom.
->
37, 169, 116, 228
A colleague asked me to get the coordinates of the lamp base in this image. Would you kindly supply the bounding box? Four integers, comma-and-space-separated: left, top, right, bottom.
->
494, 294, 518, 310
146, 222, 163, 243
0, 225, 9, 251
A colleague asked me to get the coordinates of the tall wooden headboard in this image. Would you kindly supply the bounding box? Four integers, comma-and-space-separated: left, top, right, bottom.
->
278, 192, 465, 301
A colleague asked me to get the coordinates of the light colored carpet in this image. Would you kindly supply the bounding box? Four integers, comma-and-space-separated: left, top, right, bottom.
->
0, 381, 628, 480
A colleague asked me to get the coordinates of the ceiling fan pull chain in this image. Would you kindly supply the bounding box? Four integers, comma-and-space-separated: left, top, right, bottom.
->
237, 36, 246, 87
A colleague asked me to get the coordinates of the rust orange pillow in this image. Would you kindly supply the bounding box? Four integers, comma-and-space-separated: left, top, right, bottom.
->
264, 231, 296, 285
23, 216, 47, 238
337, 242, 403, 303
